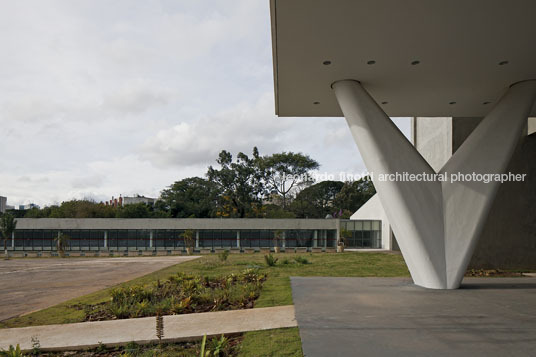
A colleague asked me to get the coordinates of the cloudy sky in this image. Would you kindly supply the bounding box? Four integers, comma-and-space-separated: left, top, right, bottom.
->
0, 0, 410, 207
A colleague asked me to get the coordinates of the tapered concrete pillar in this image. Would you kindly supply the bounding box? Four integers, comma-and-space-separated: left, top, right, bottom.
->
333, 79, 536, 289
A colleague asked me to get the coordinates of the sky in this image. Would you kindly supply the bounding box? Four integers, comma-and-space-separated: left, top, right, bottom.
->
0, 0, 410, 207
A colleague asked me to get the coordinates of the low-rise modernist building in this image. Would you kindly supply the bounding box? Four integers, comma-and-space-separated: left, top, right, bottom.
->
8, 218, 383, 252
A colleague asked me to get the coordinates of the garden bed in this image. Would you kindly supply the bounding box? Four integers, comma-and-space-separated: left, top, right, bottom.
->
9, 336, 242, 357
465, 269, 526, 277
80, 269, 266, 321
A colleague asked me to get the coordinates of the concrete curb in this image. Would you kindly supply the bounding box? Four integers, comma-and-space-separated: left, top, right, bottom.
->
0, 305, 297, 351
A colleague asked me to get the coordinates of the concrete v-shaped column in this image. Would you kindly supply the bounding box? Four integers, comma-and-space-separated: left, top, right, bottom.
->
333, 79, 536, 289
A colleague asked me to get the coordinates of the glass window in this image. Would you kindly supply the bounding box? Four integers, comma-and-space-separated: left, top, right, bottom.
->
285, 230, 298, 248
117, 230, 128, 249
108, 230, 119, 250
221, 230, 236, 248
199, 230, 212, 248
137, 230, 151, 249
90, 231, 104, 249
69, 230, 81, 249
372, 221, 380, 230
242, 230, 260, 247
259, 230, 272, 247
127, 230, 138, 248
43, 230, 55, 250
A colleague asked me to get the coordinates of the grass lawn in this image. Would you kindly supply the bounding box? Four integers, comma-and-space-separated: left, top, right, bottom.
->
0, 252, 409, 356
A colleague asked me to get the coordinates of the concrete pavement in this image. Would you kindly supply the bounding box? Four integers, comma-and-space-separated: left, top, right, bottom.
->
0, 306, 297, 351
291, 277, 536, 357
0, 256, 199, 321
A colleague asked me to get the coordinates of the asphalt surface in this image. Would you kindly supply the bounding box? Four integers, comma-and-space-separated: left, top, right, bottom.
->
0, 256, 199, 321
291, 277, 536, 357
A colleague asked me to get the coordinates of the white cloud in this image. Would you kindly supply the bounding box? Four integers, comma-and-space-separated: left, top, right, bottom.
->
0, 1, 410, 207
140, 93, 292, 168
101, 83, 176, 115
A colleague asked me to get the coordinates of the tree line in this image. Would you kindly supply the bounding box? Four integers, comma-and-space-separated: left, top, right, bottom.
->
17, 147, 375, 219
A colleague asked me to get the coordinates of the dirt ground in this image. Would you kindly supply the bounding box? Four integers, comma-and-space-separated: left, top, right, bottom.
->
0, 256, 198, 321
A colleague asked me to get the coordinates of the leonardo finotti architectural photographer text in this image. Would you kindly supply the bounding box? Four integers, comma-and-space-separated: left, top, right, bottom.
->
286, 172, 528, 184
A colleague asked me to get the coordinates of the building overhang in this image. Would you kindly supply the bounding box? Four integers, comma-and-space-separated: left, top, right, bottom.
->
270, 0, 536, 117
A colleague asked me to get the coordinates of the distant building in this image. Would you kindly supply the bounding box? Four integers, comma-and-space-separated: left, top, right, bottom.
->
0, 196, 6, 213
105, 195, 157, 207
19, 203, 40, 210
123, 195, 157, 206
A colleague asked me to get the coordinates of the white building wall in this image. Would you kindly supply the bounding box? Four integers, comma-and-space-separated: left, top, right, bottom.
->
122, 196, 156, 206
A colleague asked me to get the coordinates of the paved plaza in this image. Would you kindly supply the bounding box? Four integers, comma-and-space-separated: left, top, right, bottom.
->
0, 256, 198, 321
291, 277, 536, 357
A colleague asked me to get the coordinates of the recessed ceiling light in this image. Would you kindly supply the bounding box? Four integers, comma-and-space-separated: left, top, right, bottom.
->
381, 101, 388, 104
411, 60, 420, 65
313, 101, 320, 105
498, 60, 509, 66
323, 60, 331, 65
367, 60, 376, 65
449, 101, 456, 105
483, 101, 491, 105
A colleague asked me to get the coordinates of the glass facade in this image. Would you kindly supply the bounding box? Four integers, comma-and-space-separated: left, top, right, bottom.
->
10, 220, 380, 251
340, 219, 382, 248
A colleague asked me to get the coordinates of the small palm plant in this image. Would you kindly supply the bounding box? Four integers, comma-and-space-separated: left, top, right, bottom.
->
264, 253, 278, 266
1, 213, 17, 260
273, 230, 283, 253
338, 228, 352, 253
55, 232, 70, 257
5, 344, 23, 357
181, 229, 195, 254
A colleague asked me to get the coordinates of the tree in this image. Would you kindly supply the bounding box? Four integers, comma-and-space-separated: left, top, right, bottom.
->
24, 200, 116, 218
1, 213, 17, 259
259, 152, 319, 208
115, 203, 152, 218
261, 204, 296, 218
159, 177, 219, 218
291, 181, 344, 218
333, 178, 376, 213
207, 148, 263, 218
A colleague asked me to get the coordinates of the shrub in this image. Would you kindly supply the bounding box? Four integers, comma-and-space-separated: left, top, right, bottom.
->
294, 256, 310, 264
218, 250, 230, 262
264, 254, 278, 267
208, 334, 230, 356
3, 345, 23, 357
